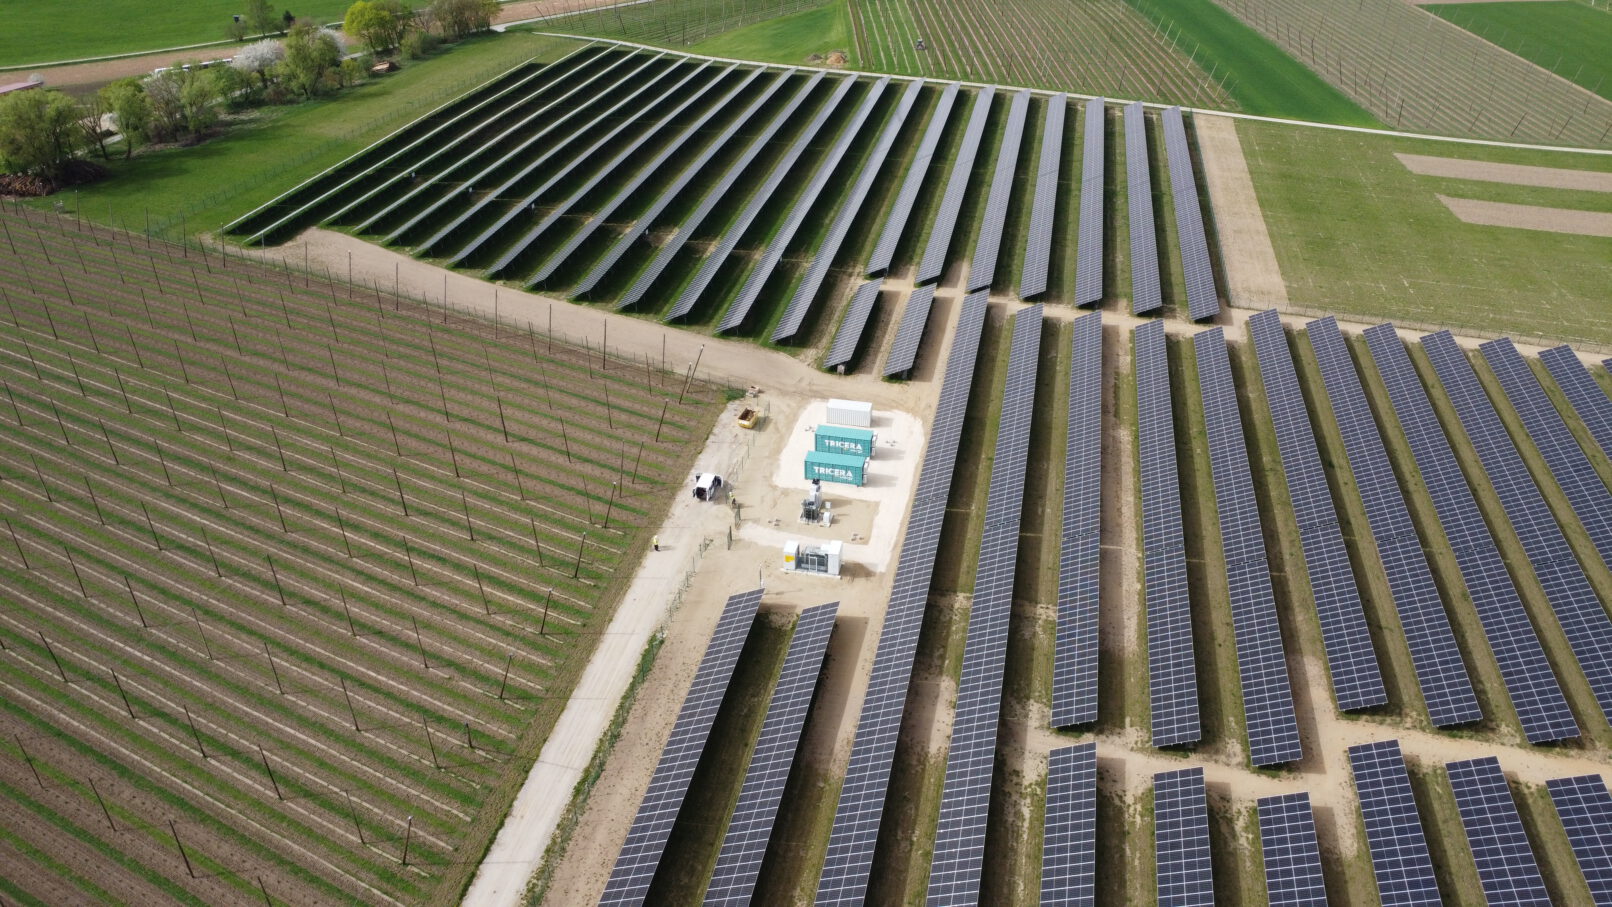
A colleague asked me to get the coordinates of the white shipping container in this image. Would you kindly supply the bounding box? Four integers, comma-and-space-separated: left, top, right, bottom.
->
825, 398, 873, 428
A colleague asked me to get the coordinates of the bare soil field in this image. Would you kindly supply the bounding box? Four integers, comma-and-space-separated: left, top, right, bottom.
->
1437, 194, 1612, 236
1397, 153, 1612, 191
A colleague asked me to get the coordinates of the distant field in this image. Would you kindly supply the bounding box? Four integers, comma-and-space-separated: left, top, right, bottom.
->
1238, 117, 1612, 345
0, 0, 352, 68
688, 0, 853, 66
1424, 1, 1612, 102
535, 0, 828, 47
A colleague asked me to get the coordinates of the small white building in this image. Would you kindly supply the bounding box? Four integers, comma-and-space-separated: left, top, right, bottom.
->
825, 398, 873, 428
782, 539, 843, 576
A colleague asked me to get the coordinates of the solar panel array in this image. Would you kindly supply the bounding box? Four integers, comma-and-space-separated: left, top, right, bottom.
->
927, 305, 1042, 905
1248, 310, 1386, 713
775, 80, 921, 343
1040, 743, 1097, 907
1161, 108, 1218, 321
562, 68, 792, 293
822, 281, 881, 372
1135, 320, 1200, 748
916, 86, 996, 286
1052, 311, 1103, 729
1126, 103, 1162, 316
1445, 756, 1551, 907
599, 589, 762, 906
1074, 98, 1106, 307
1304, 317, 1480, 728
618, 71, 830, 311
704, 601, 839, 906
1258, 792, 1328, 907
1484, 339, 1612, 572
867, 83, 961, 276
1019, 93, 1065, 300
1546, 774, 1612, 906
817, 292, 989, 907
882, 284, 937, 378
966, 88, 1030, 293
1539, 345, 1612, 468
1362, 324, 1577, 744
1193, 328, 1302, 766
503, 64, 764, 281
1348, 739, 1441, 907
1426, 331, 1612, 728
1154, 768, 1214, 907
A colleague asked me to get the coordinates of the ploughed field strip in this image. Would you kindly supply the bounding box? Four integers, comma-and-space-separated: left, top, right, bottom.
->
0, 206, 721, 906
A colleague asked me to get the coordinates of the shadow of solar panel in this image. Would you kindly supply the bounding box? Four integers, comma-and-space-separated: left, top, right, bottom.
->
1125, 103, 1161, 316
511, 65, 766, 283
816, 292, 989, 907
1446, 756, 1550, 907
1155, 767, 1213, 907
822, 281, 881, 371
1349, 739, 1441, 907
1539, 346, 1612, 472
1135, 321, 1200, 748
1019, 93, 1065, 300
868, 82, 960, 277
1547, 774, 1612, 907
1305, 317, 1479, 728
967, 89, 1030, 293
882, 284, 937, 378
1074, 98, 1106, 308
1364, 324, 1576, 744
1194, 327, 1301, 766
1041, 743, 1097, 907
1258, 792, 1327, 907
563, 68, 793, 295
1248, 310, 1386, 713
1161, 108, 1217, 322
776, 80, 921, 343
916, 86, 996, 286
927, 305, 1042, 906
1052, 312, 1102, 729
704, 601, 839, 906
1485, 339, 1612, 572
599, 589, 763, 907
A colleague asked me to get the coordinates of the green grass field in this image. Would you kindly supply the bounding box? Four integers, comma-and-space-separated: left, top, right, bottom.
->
0, 0, 353, 67
1123, 0, 1380, 125
687, 0, 853, 66
1238, 117, 1612, 346
1425, 1, 1612, 102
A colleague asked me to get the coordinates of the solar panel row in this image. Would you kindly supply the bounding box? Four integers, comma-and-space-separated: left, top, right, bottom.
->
883, 284, 937, 378
966, 88, 1030, 293
1425, 331, 1612, 729
1161, 108, 1218, 322
1074, 98, 1106, 308
916, 86, 997, 286
1155, 767, 1213, 907
822, 280, 882, 372
1194, 327, 1302, 766
562, 68, 793, 294
1538, 346, 1612, 466
1041, 743, 1097, 907
1247, 310, 1386, 713
1019, 93, 1065, 300
625, 71, 836, 312
1126, 103, 1162, 316
1258, 792, 1328, 907
1546, 774, 1612, 906
599, 589, 763, 906
506, 65, 765, 282
1135, 321, 1200, 748
1052, 311, 1102, 729
1362, 324, 1576, 744
775, 79, 922, 343
1348, 739, 1441, 907
1483, 339, 1612, 572
1445, 756, 1550, 907
703, 601, 839, 906
816, 292, 990, 907
868, 83, 962, 276
1304, 317, 1480, 728
927, 305, 1042, 906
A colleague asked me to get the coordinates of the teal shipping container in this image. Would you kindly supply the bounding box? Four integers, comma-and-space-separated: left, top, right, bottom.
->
805, 450, 867, 486
815, 425, 876, 459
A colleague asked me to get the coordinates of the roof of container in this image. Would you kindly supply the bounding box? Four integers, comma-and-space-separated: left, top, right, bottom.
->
805, 449, 867, 467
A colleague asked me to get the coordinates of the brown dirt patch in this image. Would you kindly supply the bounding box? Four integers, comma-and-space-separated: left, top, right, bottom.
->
1437, 195, 1612, 237
1398, 153, 1612, 192
1193, 115, 1289, 310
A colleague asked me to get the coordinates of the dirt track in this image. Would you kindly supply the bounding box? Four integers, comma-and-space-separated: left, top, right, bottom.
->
1398, 152, 1612, 192
1437, 194, 1612, 237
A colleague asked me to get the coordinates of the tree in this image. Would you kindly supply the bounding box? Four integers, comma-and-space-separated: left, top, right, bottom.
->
280, 23, 342, 98
232, 38, 285, 93
246, 0, 278, 36
180, 73, 222, 134
143, 70, 187, 142
344, 0, 410, 53
0, 89, 85, 180
78, 94, 111, 161
100, 79, 151, 159
429, 0, 497, 39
